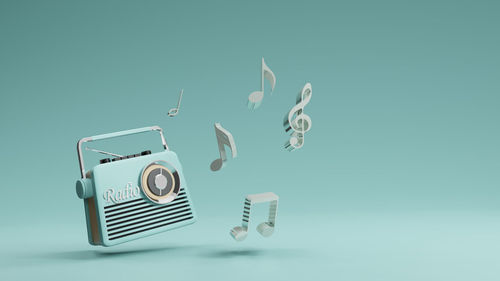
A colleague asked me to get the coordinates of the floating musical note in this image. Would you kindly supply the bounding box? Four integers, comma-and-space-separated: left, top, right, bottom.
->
168, 89, 184, 117
283, 82, 312, 151
210, 123, 237, 171
230, 192, 279, 242
247, 57, 276, 109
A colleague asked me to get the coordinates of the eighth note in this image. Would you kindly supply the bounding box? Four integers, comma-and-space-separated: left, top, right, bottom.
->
230, 192, 279, 242
210, 123, 237, 171
247, 57, 276, 110
168, 89, 184, 117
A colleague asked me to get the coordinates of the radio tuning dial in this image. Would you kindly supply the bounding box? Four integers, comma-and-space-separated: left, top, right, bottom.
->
140, 161, 181, 204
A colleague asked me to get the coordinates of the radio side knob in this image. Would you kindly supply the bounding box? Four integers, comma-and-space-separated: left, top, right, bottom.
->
76, 179, 93, 199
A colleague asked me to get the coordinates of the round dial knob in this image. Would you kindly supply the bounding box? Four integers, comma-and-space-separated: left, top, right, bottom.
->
154, 170, 168, 192
140, 161, 180, 204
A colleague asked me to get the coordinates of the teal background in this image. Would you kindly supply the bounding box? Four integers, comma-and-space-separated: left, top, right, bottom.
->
1, 0, 499, 280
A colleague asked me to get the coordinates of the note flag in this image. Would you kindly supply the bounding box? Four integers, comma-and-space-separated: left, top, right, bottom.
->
247, 57, 276, 110
210, 123, 237, 171
230, 192, 279, 242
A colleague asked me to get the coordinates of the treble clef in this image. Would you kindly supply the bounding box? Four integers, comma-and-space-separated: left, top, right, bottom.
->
283, 83, 312, 151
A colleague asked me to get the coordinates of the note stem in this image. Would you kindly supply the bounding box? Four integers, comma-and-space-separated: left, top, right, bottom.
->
177, 89, 184, 108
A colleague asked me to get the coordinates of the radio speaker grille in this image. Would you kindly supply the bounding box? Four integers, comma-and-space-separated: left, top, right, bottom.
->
103, 189, 193, 241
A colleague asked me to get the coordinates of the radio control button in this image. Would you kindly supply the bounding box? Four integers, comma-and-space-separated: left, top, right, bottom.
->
76, 179, 93, 199
155, 173, 168, 189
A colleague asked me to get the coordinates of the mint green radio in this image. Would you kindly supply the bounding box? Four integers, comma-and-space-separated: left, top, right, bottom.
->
75, 126, 197, 246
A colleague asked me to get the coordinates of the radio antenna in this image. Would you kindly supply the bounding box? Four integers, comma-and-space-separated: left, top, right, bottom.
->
85, 147, 123, 158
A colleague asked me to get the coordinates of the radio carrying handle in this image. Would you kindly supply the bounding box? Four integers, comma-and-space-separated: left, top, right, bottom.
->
77, 126, 169, 179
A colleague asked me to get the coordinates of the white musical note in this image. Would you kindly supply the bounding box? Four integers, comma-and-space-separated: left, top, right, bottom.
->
230, 192, 279, 242
168, 89, 184, 117
210, 123, 237, 171
247, 57, 276, 109
283, 83, 312, 151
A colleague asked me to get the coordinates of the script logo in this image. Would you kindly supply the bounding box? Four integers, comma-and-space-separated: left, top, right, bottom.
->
103, 182, 140, 204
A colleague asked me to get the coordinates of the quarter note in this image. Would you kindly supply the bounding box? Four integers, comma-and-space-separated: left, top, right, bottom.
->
247, 58, 276, 110
210, 123, 237, 171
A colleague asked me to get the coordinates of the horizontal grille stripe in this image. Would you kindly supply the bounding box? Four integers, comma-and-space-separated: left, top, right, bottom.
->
105, 195, 187, 219
105, 199, 189, 223
108, 213, 193, 238
107, 205, 192, 231
108, 209, 192, 236
109, 216, 194, 241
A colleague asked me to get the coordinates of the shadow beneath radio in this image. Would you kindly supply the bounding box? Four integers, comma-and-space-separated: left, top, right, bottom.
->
45, 245, 194, 261
95, 245, 187, 257
41, 245, 308, 261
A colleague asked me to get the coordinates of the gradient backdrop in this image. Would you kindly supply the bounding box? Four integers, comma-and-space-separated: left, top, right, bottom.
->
1, 0, 499, 280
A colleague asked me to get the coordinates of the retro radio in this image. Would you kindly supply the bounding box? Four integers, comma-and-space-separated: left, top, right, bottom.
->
75, 126, 196, 246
